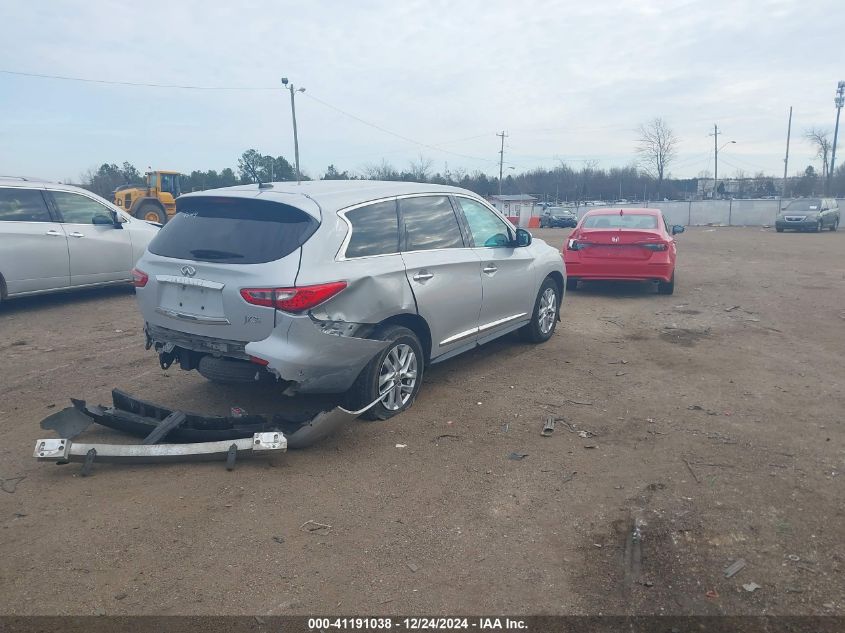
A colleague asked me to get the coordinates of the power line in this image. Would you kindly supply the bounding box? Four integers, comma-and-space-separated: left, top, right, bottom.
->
302, 92, 500, 165
0, 69, 279, 90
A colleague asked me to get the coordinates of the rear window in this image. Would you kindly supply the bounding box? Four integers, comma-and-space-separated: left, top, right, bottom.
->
582, 213, 658, 229
148, 196, 318, 264
0, 187, 51, 222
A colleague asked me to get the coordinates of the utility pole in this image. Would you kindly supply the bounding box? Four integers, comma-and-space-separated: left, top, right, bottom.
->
497, 131, 508, 197
782, 106, 792, 206
281, 77, 305, 183
709, 124, 736, 199
828, 81, 844, 195
712, 124, 719, 198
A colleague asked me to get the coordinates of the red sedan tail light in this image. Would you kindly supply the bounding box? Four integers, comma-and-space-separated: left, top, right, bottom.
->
131, 268, 149, 287
240, 281, 348, 313
637, 241, 669, 251
567, 238, 590, 251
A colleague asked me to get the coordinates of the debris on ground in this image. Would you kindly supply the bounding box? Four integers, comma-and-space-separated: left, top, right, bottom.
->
742, 582, 761, 593
272, 536, 285, 544
583, 443, 598, 449
406, 562, 419, 573
433, 434, 460, 443
507, 452, 528, 460
724, 558, 747, 578
608, 359, 628, 365
705, 589, 719, 599
395, 443, 407, 448
561, 472, 576, 484
567, 399, 593, 406
1, 476, 26, 494
541, 416, 556, 437
501, 423, 509, 433
725, 305, 741, 312
300, 520, 332, 533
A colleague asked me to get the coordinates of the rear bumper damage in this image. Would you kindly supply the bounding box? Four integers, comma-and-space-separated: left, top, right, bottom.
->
146, 313, 389, 394
33, 388, 378, 473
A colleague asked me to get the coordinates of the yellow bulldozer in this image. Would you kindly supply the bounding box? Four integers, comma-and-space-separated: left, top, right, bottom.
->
113, 170, 181, 224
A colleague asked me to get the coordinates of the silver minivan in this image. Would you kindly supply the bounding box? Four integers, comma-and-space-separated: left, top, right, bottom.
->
0, 177, 160, 305
134, 181, 566, 419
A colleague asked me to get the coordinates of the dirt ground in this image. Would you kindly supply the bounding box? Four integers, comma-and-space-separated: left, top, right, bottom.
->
0, 226, 843, 616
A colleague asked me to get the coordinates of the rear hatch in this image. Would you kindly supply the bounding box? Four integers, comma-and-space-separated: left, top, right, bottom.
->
577, 229, 665, 260
135, 194, 319, 342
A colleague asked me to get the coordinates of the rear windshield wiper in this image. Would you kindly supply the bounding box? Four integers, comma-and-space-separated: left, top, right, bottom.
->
189, 249, 244, 260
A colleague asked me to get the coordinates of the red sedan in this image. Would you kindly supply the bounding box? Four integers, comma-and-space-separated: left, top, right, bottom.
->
562, 208, 684, 295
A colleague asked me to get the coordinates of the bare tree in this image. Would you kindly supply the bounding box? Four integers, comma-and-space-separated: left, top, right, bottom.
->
804, 128, 831, 179
362, 159, 399, 181
408, 155, 433, 182
636, 118, 678, 197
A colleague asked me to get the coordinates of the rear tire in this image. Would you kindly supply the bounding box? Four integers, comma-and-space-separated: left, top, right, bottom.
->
830, 219, 839, 232
520, 277, 559, 343
657, 272, 675, 295
776, 227, 784, 233
135, 203, 166, 224
344, 325, 424, 421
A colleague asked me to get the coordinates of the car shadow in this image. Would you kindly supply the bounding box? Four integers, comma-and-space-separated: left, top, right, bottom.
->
0, 284, 134, 314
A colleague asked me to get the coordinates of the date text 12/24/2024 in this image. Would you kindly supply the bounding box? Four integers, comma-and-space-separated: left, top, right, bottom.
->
307, 618, 528, 630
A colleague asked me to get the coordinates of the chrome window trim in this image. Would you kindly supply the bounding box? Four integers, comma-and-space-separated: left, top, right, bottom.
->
335, 192, 495, 261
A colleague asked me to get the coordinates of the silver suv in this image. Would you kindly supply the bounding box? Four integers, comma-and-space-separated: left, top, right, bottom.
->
0, 177, 159, 304
133, 181, 566, 419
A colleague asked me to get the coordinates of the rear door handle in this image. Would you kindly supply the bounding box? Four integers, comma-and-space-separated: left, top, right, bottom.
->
46, 229, 63, 236
412, 271, 434, 282
69, 232, 84, 238
482, 264, 498, 275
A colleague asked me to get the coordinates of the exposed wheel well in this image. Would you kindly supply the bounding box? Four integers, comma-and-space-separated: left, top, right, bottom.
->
547, 270, 564, 295
377, 313, 432, 363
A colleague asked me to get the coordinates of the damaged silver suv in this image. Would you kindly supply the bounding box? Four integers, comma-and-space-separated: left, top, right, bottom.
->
133, 181, 566, 419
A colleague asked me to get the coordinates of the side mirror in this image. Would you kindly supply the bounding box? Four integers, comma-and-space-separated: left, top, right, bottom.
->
672, 225, 685, 235
109, 210, 125, 228
515, 228, 532, 247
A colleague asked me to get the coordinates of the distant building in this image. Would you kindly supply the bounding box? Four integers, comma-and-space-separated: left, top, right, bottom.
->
488, 194, 537, 226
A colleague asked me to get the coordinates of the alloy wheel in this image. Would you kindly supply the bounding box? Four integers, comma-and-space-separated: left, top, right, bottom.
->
378, 344, 418, 411
538, 287, 557, 335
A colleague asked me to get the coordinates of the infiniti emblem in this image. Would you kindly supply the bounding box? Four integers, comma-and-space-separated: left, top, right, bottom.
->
181, 265, 197, 277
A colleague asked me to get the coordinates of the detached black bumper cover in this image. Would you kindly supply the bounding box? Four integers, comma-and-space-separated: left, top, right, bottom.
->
34, 388, 376, 468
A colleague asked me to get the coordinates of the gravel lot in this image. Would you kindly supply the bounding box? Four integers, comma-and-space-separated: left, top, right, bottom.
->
0, 226, 843, 616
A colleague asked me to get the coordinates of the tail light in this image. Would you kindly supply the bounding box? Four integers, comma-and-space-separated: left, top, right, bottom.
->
240, 281, 348, 313
248, 355, 269, 366
567, 238, 590, 251
637, 242, 669, 251
131, 268, 149, 287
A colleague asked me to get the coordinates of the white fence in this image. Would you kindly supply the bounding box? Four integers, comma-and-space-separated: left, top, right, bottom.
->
562, 198, 844, 227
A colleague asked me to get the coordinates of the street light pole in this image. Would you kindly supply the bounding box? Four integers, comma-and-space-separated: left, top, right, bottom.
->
828, 81, 844, 195
281, 77, 305, 184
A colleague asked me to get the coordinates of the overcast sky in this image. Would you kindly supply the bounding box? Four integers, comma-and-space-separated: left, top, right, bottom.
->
1, 0, 843, 183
